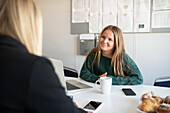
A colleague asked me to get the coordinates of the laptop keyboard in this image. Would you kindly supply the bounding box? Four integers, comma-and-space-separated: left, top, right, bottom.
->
66, 82, 80, 90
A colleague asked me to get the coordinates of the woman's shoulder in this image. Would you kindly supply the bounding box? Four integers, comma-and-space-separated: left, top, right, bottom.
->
122, 51, 127, 56
23, 53, 52, 67
87, 48, 97, 57
122, 51, 131, 61
86, 54, 95, 62
122, 51, 128, 58
122, 51, 136, 64
30, 54, 51, 65
26, 54, 55, 73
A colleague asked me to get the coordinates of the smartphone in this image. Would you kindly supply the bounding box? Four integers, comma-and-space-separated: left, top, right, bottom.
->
122, 88, 136, 96
83, 101, 102, 112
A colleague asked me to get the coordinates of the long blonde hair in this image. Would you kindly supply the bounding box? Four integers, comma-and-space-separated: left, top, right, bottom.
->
87, 25, 126, 77
0, 0, 42, 55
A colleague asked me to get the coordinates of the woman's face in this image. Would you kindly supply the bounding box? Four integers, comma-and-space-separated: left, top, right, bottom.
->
99, 29, 115, 53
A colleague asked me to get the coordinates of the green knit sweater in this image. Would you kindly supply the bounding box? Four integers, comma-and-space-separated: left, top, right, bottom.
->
80, 52, 143, 85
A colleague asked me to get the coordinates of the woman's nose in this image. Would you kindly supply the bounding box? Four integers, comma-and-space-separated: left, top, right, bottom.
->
103, 38, 108, 43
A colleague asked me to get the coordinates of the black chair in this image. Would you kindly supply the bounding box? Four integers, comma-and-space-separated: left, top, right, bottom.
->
154, 76, 170, 88
63, 66, 78, 78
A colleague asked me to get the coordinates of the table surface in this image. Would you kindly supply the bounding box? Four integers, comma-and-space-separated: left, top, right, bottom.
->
66, 77, 170, 113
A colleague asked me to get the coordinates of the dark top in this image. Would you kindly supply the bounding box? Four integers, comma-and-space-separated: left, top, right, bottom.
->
0, 36, 86, 113
80, 52, 143, 85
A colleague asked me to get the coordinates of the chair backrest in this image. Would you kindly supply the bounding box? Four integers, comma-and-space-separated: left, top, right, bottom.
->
48, 58, 66, 88
154, 76, 170, 88
63, 66, 78, 78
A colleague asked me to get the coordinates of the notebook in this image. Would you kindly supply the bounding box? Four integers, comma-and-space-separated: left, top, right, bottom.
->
49, 58, 93, 93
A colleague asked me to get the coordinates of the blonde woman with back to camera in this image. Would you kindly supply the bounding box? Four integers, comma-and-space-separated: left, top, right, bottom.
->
0, 0, 88, 113
80, 25, 143, 85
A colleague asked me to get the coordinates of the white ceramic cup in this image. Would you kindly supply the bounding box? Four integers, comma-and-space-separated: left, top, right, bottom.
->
95, 77, 112, 94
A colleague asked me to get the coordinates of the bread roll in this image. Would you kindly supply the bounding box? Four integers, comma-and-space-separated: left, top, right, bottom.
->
141, 92, 154, 101
164, 96, 170, 104
139, 99, 160, 113
156, 104, 170, 113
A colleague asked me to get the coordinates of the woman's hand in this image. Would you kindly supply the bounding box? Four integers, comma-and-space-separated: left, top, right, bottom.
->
73, 102, 79, 108
99, 72, 107, 78
87, 111, 92, 113
74, 102, 92, 113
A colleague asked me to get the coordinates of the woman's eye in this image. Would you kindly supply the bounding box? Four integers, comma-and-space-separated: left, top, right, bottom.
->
101, 36, 105, 39
109, 38, 112, 41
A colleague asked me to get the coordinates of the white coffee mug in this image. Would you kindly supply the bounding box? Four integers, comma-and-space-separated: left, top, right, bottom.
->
95, 77, 112, 94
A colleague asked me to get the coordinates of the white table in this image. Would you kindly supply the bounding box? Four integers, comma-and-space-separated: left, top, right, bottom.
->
66, 77, 170, 113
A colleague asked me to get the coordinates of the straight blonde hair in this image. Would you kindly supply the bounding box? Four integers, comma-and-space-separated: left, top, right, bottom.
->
87, 25, 127, 77
0, 0, 42, 55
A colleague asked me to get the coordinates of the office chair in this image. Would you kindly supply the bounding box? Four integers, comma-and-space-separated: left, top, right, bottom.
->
63, 66, 78, 78
153, 76, 170, 88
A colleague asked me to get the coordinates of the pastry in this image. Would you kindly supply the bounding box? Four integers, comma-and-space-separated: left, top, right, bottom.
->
152, 96, 163, 104
156, 104, 170, 113
141, 92, 163, 104
164, 96, 170, 104
141, 91, 154, 101
139, 99, 160, 113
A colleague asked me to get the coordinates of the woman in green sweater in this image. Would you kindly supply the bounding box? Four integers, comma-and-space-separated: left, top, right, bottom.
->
80, 25, 143, 85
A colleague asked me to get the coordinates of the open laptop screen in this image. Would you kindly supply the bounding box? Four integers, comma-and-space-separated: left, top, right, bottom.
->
49, 58, 93, 93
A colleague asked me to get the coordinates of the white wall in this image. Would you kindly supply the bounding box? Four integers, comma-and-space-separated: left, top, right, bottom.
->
37, 0, 170, 85
37, 0, 78, 68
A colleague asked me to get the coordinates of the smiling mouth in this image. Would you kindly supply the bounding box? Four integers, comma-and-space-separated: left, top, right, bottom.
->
101, 43, 107, 47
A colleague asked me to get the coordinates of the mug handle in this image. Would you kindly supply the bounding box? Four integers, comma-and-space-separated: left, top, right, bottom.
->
95, 79, 101, 90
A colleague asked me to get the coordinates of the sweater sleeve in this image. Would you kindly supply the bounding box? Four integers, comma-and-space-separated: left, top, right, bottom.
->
80, 55, 99, 83
107, 53, 143, 85
26, 58, 86, 113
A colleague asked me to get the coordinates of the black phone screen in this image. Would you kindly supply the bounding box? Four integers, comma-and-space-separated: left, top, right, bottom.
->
122, 88, 136, 96
83, 101, 102, 110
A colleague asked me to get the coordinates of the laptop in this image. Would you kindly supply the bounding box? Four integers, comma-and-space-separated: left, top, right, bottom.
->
49, 58, 93, 93
66, 79, 93, 93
